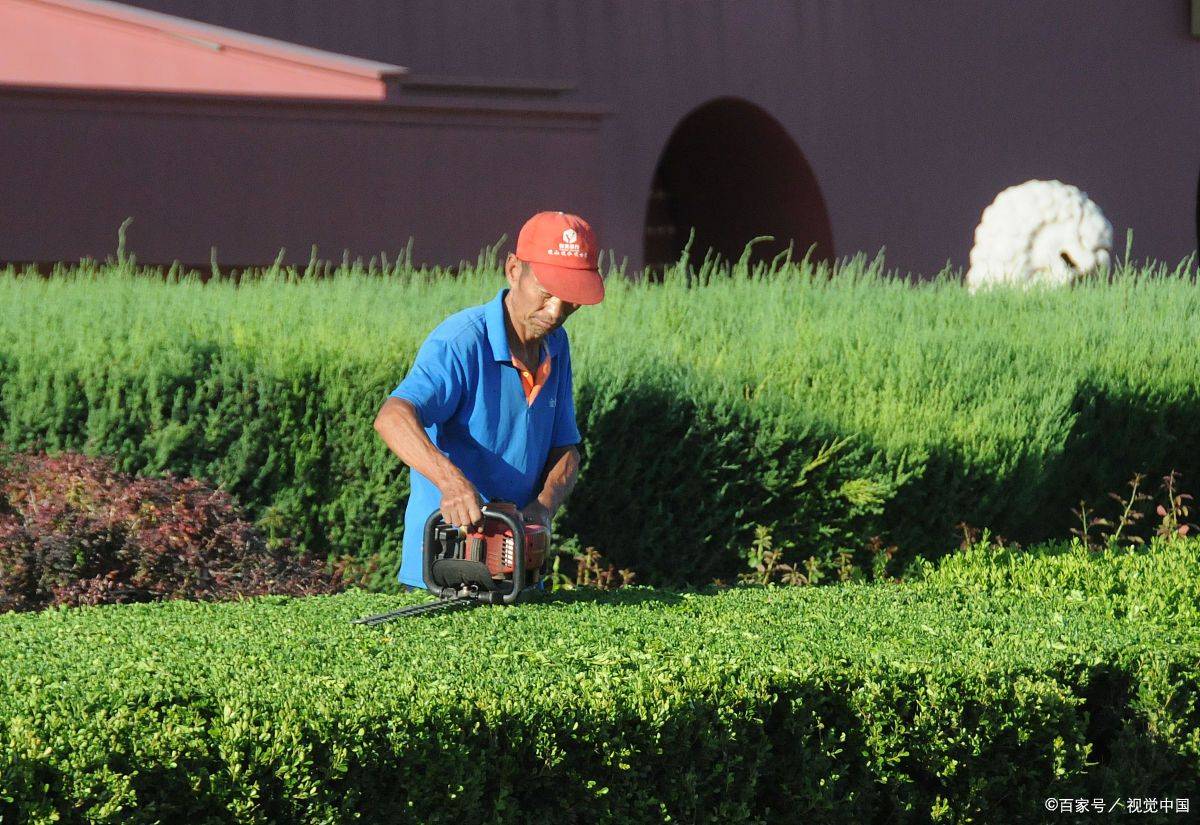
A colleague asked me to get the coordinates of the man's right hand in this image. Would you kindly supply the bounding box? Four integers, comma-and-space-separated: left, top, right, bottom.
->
439, 472, 484, 532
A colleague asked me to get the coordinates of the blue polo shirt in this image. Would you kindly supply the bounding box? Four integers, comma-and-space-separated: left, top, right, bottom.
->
389, 287, 582, 589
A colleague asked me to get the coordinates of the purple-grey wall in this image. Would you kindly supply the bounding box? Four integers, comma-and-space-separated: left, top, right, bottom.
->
0, 85, 603, 268
3, 1, 1198, 276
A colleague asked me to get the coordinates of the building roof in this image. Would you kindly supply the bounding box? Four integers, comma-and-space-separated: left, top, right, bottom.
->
0, 0, 407, 99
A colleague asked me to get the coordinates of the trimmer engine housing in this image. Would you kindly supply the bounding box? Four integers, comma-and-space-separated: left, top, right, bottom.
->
423, 501, 548, 605
353, 501, 549, 624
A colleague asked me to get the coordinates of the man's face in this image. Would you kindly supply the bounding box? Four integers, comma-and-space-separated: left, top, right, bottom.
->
505, 253, 580, 341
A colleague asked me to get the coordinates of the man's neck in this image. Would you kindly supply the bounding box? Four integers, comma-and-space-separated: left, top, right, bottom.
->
503, 292, 541, 364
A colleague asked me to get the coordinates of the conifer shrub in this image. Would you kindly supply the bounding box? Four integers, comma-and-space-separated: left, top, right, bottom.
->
0, 449, 346, 612
2, 249, 1199, 587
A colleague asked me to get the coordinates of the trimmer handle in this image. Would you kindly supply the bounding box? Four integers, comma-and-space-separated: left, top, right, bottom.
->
422, 504, 528, 605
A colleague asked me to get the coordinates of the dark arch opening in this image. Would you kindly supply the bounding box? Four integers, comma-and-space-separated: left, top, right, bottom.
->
643, 97, 834, 278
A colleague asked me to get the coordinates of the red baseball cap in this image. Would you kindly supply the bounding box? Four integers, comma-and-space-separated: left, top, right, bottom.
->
515, 211, 604, 305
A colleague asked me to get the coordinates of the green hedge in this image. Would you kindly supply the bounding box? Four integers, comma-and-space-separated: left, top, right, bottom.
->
0, 538, 1195, 823
917, 533, 1200, 628
2, 253, 1199, 586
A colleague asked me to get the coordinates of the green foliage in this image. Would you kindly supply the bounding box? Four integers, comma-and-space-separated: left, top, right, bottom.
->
0, 538, 1195, 823
1, 250, 1199, 585
919, 533, 1200, 630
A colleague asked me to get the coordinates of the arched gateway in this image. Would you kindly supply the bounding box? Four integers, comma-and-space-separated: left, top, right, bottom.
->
643, 97, 834, 277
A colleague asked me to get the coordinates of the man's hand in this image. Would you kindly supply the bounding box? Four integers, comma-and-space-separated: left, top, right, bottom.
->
439, 472, 484, 532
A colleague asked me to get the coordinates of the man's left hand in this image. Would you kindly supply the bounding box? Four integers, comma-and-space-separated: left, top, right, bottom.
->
521, 501, 554, 536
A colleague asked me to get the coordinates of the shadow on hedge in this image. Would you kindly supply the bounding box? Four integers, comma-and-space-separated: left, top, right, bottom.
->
881, 382, 1200, 570
562, 376, 894, 588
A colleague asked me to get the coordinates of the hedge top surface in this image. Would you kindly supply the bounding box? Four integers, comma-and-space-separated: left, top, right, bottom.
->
2, 540, 1194, 716
919, 536, 1200, 626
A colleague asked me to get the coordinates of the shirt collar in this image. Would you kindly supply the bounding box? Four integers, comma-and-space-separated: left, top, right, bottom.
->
485, 287, 563, 362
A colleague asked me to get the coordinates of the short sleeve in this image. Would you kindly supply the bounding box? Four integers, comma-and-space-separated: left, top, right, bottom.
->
389, 337, 465, 427
550, 342, 581, 448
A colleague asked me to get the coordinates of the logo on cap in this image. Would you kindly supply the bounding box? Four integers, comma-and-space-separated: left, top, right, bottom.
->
552, 226, 585, 259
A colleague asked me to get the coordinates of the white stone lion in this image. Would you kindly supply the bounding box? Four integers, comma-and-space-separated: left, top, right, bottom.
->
965, 179, 1113, 293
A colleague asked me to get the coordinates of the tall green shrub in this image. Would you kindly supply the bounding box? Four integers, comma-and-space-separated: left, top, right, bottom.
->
1, 249, 1198, 585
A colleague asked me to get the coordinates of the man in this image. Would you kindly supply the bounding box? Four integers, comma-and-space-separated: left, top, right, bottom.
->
373, 211, 604, 590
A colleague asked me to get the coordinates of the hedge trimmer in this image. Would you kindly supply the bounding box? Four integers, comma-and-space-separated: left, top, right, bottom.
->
353, 501, 549, 625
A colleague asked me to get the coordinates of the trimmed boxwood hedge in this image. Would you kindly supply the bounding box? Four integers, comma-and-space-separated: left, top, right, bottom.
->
0, 538, 1195, 823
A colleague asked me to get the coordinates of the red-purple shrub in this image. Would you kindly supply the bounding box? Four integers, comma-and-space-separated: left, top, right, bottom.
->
0, 450, 347, 613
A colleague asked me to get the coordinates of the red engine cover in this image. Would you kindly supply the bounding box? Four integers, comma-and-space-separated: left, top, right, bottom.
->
465, 501, 548, 579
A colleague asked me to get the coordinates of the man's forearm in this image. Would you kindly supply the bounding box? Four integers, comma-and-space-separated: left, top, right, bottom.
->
373, 397, 462, 489
535, 446, 581, 516
375, 397, 485, 529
